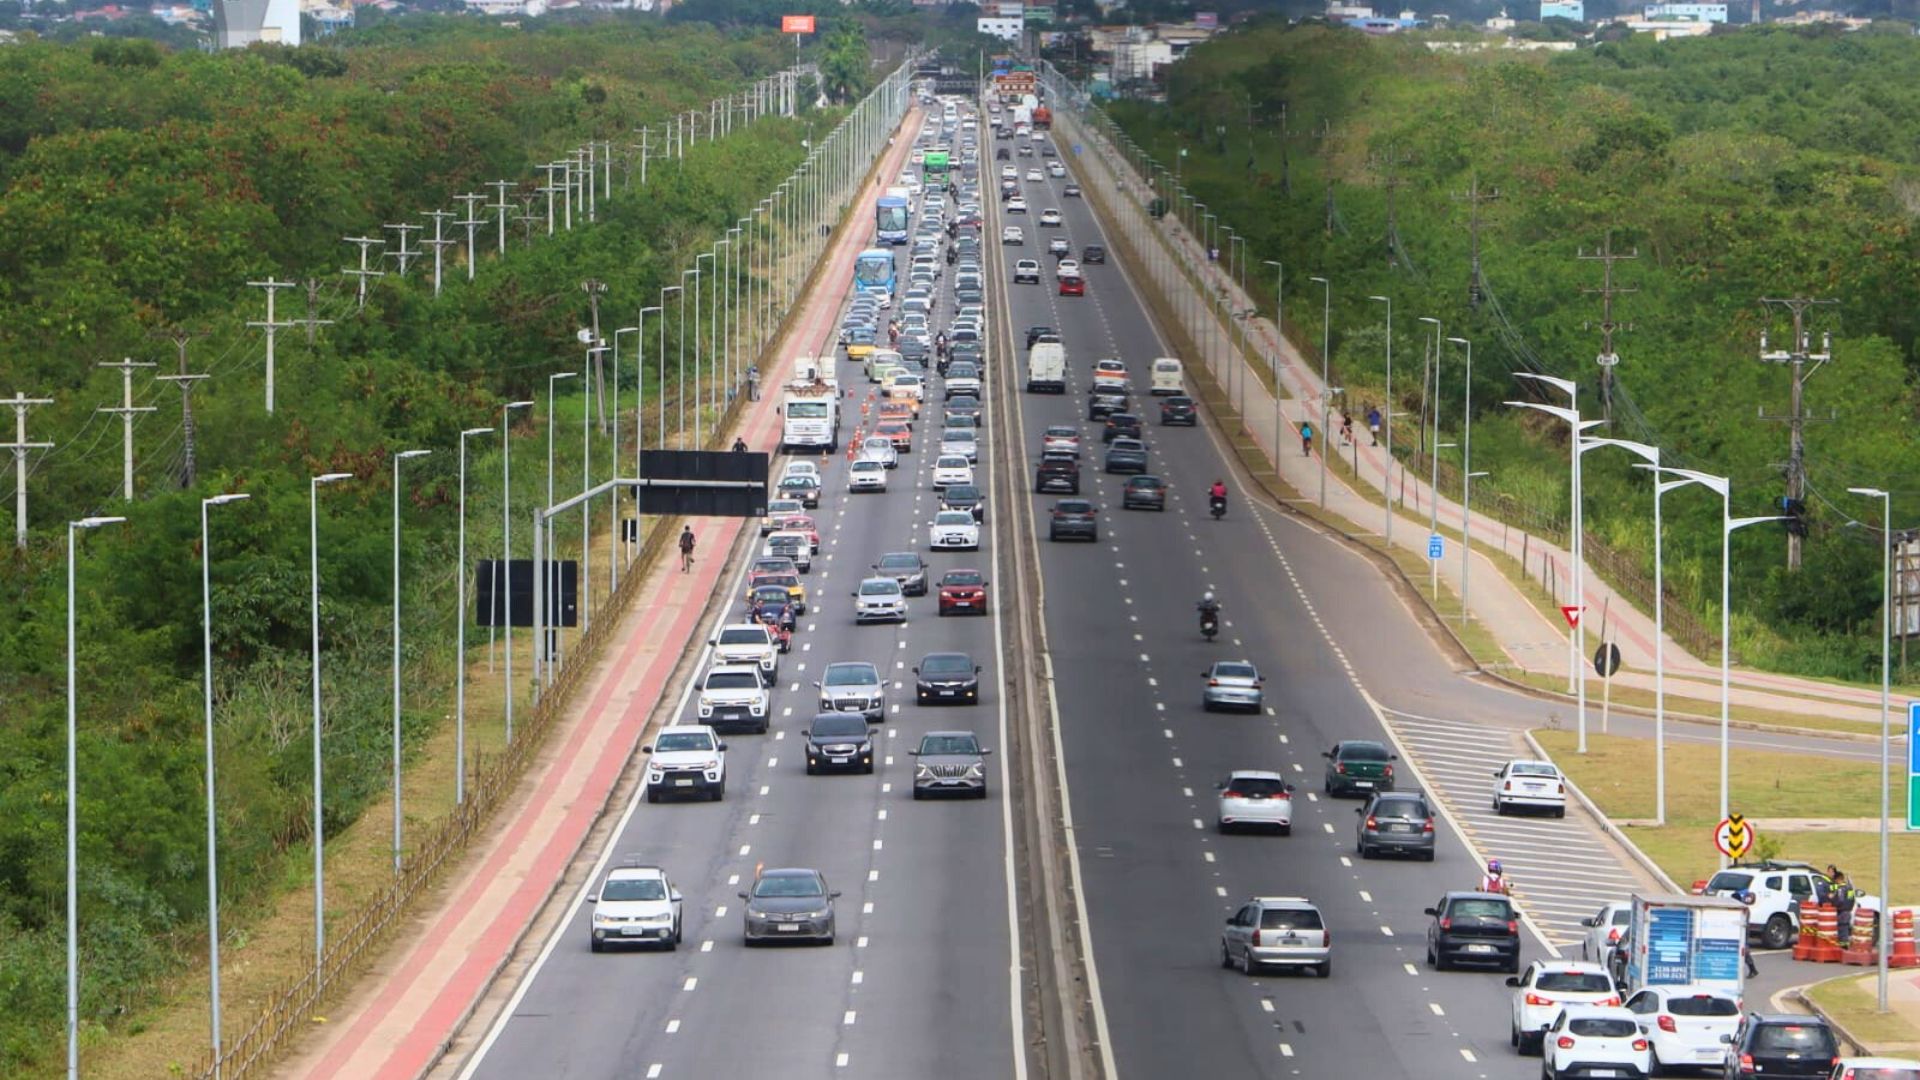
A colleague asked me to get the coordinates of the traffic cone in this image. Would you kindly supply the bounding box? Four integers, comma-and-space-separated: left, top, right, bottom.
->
1841, 907, 1875, 965
1891, 910, 1919, 970
1793, 901, 1817, 962
1813, 904, 1844, 962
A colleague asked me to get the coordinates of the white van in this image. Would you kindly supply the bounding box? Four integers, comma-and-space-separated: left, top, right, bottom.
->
1150, 357, 1185, 396
1026, 342, 1066, 394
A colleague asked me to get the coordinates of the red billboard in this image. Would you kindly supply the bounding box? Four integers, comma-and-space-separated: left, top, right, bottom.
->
781, 14, 815, 33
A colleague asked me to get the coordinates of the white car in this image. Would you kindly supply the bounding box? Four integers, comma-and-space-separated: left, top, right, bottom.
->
888, 373, 924, 403
849, 459, 889, 492
1013, 259, 1041, 284
928, 509, 981, 551
643, 724, 727, 802
587, 864, 683, 952
932, 455, 974, 490
1538, 1006, 1651, 1078
1507, 960, 1620, 1055
780, 459, 819, 481
1002, 225, 1025, 245
1055, 258, 1080, 277
695, 664, 771, 733
859, 436, 898, 469
763, 498, 804, 534
1000, 165, 1018, 181
1048, 162, 1066, 178
709, 622, 779, 684
1621, 985, 1741, 1074
1579, 902, 1632, 963
1039, 208, 1062, 227
1006, 196, 1027, 214
1026, 168, 1043, 182
761, 530, 812, 573
853, 576, 908, 623
1830, 1059, 1920, 1080
1215, 770, 1293, 834
939, 427, 978, 462
1493, 759, 1567, 817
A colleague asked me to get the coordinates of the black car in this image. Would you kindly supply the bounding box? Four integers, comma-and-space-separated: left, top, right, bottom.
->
1323, 739, 1397, 797
1102, 413, 1143, 442
874, 551, 929, 596
1063, 183, 1081, 197
1048, 498, 1099, 542
898, 338, 930, 364
1088, 388, 1129, 421
1424, 892, 1520, 972
946, 395, 984, 421
941, 483, 986, 521
1026, 325, 1059, 349
1121, 475, 1166, 511
1103, 438, 1149, 474
803, 713, 875, 775
1160, 395, 1198, 426
1035, 455, 1080, 495
1721, 1015, 1841, 1080
914, 652, 983, 705
996, 146, 1011, 160
1082, 244, 1106, 264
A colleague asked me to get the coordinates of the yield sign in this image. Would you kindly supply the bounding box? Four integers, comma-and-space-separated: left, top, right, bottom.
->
1561, 605, 1584, 629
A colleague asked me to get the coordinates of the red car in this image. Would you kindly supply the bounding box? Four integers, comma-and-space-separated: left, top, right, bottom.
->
777, 514, 821, 553
878, 420, 913, 452
937, 569, 990, 616
1058, 274, 1085, 297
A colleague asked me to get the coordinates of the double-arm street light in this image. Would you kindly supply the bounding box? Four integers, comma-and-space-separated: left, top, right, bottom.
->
66, 514, 124, 1080
1368, 295, 1394, 548
1580, 436, 1667, 824
500, 400, 534, 744
199, 492, 247, 1074
1446, 337, 1474, 620
455, 427, 492, 807
309, 471, 355, 966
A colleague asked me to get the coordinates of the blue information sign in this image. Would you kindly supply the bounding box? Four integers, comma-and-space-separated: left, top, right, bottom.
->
1909, 703, 1920, 831
1644, 907, 1694, 985
1427, 534, 1445, 560
1693, 937, 1742, 984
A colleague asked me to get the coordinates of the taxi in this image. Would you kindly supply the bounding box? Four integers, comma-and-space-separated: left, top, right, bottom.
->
877, 419, 913, 452
1092, 359, 1128, 390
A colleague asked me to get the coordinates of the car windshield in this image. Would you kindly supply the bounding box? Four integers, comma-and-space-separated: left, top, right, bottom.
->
944, 430, 977, 444
1058, 501, 1092, 514
1664, 994, 1738, 1016
1259, 907, 1323, 931
1450, 899, 1513, 919
943, 571, 984, 586
922, 655, 974, 675
936, 512, 974, 526
853, 461, 883, 472
920, 734, 980, 755
824, 664, 876, 686
1567, 1018, 1638, 1038
1537, 972, 1614, 993
1341, 743, 1392, 761
879, 555, 920, 571
1511, 762, 1559, 776
718, 628, 767, 645
654, 732, 712, 752
811, 716, 868, 738
1750, 1024, 1837, 1054
860, 580, 900, 596
753, 874, 825, 899
938, 457, 969, 469
706, 671, 760, 690
1131, 477, 1163, 488
602, 878, 667, 902
1215, 663, 1258, 679
1228, 777, 1288, 797
1705, 871, 1754, 892
947, 486, 980, 500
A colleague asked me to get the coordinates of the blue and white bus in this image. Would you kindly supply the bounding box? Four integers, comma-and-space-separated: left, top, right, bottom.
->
875, 195, 910, 245
853, 248, 896, 305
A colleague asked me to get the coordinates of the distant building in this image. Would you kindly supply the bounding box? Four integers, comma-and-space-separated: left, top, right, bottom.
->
214, 0, 299, 46
1643, 2, 1725, 21
1539, 0, 1584, 20
465, 0, 549, 13
977, 14, 1024, 39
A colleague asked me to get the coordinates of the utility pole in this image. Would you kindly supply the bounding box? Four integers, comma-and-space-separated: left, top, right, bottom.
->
422, 209, 458, 297
487, 180, 517, 255
152, 329, 209, 489
454, 192, 488, 282
582, 278, 608, 432
98, 358, 157, 501
638, 126, 651, 188
0, 392, 53, 549
1372, 143, 1414, 271
297, 278, 335, 346
1453, 172, 1501, 309
1757, 296, 1838, 572
382, 222, 422, 279
540, 162, 566, 235
1276, 101, 1293, 197
1578, 233, 1638, 426
516, 194, 540, 247
247, 278, 296, 413
342, 236, 386, 311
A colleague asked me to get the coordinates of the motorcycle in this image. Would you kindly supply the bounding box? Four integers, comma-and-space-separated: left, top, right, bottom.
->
1199, 606, 1219, 642
1209, 495, 1227, 521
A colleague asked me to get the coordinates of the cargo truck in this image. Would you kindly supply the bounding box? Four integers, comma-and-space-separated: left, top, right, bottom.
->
1620, 894, 1748, 1000
781, 371, 840, 453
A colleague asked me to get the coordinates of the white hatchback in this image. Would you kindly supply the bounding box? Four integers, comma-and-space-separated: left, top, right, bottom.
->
1508, 961, 1620, 1055
928, 510, 980, 551
1539, 1006, 1651, 1078
1002, 225, 1025, 245
1493, 759, 1567, 817
931, 455, 974, 491
849, 459, 888, 492
1622, 985, 1740, 1074
1579, 902, 1632, 963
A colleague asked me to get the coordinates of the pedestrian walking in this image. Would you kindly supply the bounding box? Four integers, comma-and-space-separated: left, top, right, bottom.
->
1300, 421, 1314, 457
1367, 405, 1382, 447
679, 525, 696, 573
1340, 412, 1355, 446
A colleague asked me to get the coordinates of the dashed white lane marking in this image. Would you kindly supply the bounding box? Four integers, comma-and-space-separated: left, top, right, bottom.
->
863, 901, 875, 914
1192, 818, 1204, 830
749, 814, 761, 825
1404, 962, 1419, 975
665, 1020, 680, 1034
682, 977, 697, 992
647, 1065, 663, 1079
1428, 1002, 1445, 1016
851, 970, 864, 985
1203, 851, 1216, 863
700, 940, 713, 953
1359, 889, 1373, 903
714, 905, 728, 918
1279, 1044, 1295, 1058
836, 1052, 850, 1068
844, 1011, 858, 1026
738, 844, 751, 856
1381, 925, 1395, 937
857, 936, 869, 948
1321, 822, 1334, 834
1260, 999, 1275, 1013
1172, 757, 1183, 768
758, 786, 769, 797
1459, 1049, 1477, 1063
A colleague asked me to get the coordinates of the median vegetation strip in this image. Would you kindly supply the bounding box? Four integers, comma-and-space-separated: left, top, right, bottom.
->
1803, 973, 1920, 1054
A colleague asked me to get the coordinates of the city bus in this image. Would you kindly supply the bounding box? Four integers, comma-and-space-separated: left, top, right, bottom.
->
922, 149, 950, 186
875, 195, 910, 245
853, 248, 896, 305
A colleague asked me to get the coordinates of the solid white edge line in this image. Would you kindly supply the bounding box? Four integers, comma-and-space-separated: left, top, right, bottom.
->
987, 407, 1030, 1080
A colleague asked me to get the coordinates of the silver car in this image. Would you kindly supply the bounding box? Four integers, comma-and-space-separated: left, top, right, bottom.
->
739, 868, 839, 945
1221, 896, 1332, 978
815, 660, 885, 721
1215, 771, 1293, 834
852, 577, 908, 623
1202, 660, 1265, 713
910, 730, 992, 799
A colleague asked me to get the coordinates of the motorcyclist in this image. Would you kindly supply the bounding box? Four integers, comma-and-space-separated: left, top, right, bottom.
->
1479, 859, 1509, 895
1197, 592, 1221, 636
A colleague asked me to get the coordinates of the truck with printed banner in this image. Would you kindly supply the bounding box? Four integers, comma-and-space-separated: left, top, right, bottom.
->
781, 364, 840, 453
1621, 894, 1748, 999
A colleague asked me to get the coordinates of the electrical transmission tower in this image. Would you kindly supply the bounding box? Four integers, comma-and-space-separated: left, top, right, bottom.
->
1372, 143, 1414, 271
1577, 233, 1637, 426
422, 209, 458, 297
487, 180, 517, 256
1757, 296, 1838, 572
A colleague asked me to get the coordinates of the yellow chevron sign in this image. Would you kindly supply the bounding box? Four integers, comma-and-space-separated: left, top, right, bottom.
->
1714, 813, 1755, 860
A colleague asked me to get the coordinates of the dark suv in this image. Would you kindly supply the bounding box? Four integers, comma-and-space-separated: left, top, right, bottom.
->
1036, 453, 1079, 495
1102, 413, 1142, 442
1087, 387, 1129, 421
1354, 792, 1435, 860
1160, 395, 1198, 426
1323, 740, 1398, 797
1721, 1014, 1840, 1079
1424, 892, 1520, 972
1048, 499, 1099, 542
1025, 325, 1059, 349
1082, 244, 1107, 264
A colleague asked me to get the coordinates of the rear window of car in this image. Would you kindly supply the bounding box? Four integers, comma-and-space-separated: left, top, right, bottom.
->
1665, 995, 1738, 1017
1260, 907, 1323, 931
1216, 663, 1258, 679
1511, 762, 1559, 776
1229, 777, 1288, 797
1537, 972, 1614, 993
1449, 899, 1513, 919
1568, 1018, 1638, 1038
1341, 742, 1391, 761
718, 628, 767, 645
1750, 1023, 1838, 1054
1373, 797, 1429, 818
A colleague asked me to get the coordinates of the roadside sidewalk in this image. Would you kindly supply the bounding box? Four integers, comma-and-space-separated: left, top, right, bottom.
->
278, 110, 924, 1080
1063, 107, 1893, 730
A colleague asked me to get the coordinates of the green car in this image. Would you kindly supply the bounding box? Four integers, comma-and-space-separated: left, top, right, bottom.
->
1322, 740, 1397, 798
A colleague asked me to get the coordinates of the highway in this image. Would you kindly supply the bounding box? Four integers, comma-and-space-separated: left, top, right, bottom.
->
457, 109, 1024, 1080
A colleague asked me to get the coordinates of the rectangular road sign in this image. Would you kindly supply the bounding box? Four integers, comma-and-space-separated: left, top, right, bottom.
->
1427, 534, 1444, 560
1910, 703, 1920, 830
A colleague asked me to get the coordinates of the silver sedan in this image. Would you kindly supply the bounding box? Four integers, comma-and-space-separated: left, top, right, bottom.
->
1202, 660, 1264, 713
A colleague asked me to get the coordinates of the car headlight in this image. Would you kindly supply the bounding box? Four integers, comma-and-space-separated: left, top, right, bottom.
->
698, 703, 713, 715
915, 764, 933, 778
593, 914, 618, 926
966, 763, 984, 777
696, 759, 717, 771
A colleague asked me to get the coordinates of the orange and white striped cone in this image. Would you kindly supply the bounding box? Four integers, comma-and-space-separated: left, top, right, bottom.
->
1813, 904, 1844, 963
1891, 910, 1919, 969
1793, 900, 1817, 962
1841, 906, 1876, 965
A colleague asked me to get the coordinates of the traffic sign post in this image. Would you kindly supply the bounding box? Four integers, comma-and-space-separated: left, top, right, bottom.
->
1427, 534, 1444, 560
1713, 813, 1755, 861
1908, 703, 1920, 831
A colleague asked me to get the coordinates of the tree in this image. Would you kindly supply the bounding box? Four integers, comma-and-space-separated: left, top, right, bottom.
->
819, 18, 869, 103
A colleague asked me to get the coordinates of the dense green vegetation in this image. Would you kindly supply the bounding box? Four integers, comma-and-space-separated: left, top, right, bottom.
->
0, 19, 824, 1072
1112, 23, 1920, 680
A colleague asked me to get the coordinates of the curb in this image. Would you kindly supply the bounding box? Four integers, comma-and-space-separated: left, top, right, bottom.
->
1785, 978, 1873, 1056
1483, 666, 1884, 746
1522, 730, 1681, 895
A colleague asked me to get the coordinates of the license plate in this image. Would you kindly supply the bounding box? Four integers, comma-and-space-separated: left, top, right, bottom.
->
1354, 780, 1373, 788
674, 779, 695, 787
1589, 1071, 1619, 1078
1388, 824, 1409, 833
1466, 944, 1493, 954
1281, 935, 1300, 944
621, 926, 648, 937
953, 601, 973, 608
777, 924, 801, 932
831, 756, 849, 764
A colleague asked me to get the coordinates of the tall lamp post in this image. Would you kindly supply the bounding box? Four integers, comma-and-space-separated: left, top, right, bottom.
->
545, 372, 578, 682
309, 470, 354, 967
1368, 295, 1394, 548
499, 400, 533, 745
199, 493, 247, 1077
1847, 485, 1893, 1010
696, 252, 715, 447
1645, 466, 1780, 865
1447, 337, 1475, 621
678, 271, 696, 444
1583, 436, 1668, 824
1418, 317, 1443, 596
66, 514, 124, 1080
1310, 275, 1331, 508
1264, 260, 1283, 465
610, 327, 639, 584
455, 427, 491, 806
390, 448, 430, 874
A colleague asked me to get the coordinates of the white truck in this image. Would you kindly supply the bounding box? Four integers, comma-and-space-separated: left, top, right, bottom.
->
792, 355, 838, 395
1618, 893, 1748, 999
1025, 340, 1066, 394
781, 375, 840, 453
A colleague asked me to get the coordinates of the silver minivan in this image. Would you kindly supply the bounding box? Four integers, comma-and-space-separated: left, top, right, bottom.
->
1222, 897, 1332, 977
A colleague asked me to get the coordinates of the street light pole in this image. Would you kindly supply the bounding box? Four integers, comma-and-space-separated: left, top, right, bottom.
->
1369, 295, 1394, 549
695, 252, 714, 448
544, 372, 578, 684
1311, 276, 1331, 509
1418, 317, 1443, 597
610, 327, 639, 583
500, 400, 533, 745
679, 271, 695, 445
390, 448, 430, 875
1587, 438, 1666, 824
67, 514, 123, 1080
1848, 485, 1893, 1010
1447, 337, 1474, 622
1264, 260, 1283, 467
199, 493, 247, 1077
455, 427, 491, 807
309, 471, 353, 968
